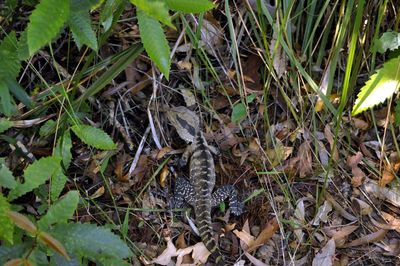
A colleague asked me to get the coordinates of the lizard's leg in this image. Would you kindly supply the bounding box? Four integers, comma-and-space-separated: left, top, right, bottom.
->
173, 177, 195, 208
211, 185, 244, 216
179, 144, 194, 168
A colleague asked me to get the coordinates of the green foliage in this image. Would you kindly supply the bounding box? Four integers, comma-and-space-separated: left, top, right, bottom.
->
373, 31, 400, 54
137, 9, 171, 79
26, 0, 69, 55
0, 158, 17, 189
101, 0, 123, 31
54, 130, 73, 170
352, 56, 400, 115
395, 100, 400, 126
165, 0, 214, 13
0, 118, 13, 133
0, 32, 20, 80
8, 156, 62, 200
51, 223, 132, 261
131, 0, 174, 28
231, 93, 256, 124
68, 0, 100, 50
71, 124, 117, 150
0, 193, 14, 244
38, 191, 79, 230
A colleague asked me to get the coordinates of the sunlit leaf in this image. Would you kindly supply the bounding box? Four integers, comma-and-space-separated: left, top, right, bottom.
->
165, 0, 214, 13
130, 0, 173, 28
373, 32, 400, 54
352, 56, 400, 115
0, 158, 17, 189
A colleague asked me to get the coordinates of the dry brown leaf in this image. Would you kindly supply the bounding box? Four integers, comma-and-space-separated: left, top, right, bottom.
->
312, 238, 335, 266
324, 124, 339, 161
323, 225, 358, 247
89, 186, 104, 199
342, 229, 388, 248
352, 117, 369, 130
159, 166, 169, 188
364, 181, 400, 207
347, 152, 363, 168
379, 162, 399, 187
312, 200, 333, 226
298, 140, 313, 178
175, 233, 192, 264
351, 166, 366, 187
247, 217, 279, 252
325, 193, 357, 221
150, 237, 177, 265
177, 60, 192, 71
270, 31, 287, 78
156, 147, 174, 160
243, 251, 268, 266
351, 198, 372, 215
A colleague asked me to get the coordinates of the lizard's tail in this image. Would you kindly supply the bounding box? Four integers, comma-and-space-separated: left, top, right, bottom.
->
199, 224, 225, 265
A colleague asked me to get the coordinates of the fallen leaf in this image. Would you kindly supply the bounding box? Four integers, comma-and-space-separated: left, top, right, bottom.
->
342, 229, 388, 248
247, 218, 279, 252
323, 225, 358, 247
298, 140, 313, 178
89, 186, 104, 199
150, 237, 177, 265
312, 238, 335, 266
312, 200, 333, 226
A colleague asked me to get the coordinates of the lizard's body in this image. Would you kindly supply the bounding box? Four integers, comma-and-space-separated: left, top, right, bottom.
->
174, 128, 244, 265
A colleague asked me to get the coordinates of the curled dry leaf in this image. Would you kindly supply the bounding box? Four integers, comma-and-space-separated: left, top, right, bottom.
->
150, 237, 177, 265
379, 161, 400, 187
351, 198, 372, 216
298, 140, 313, 178
324, 124, 339, 161
312, 200, 333, 226
323, 225, 358, 247
325, 193, 357, 221
312, 238, 335, 266
88, 186, 104, 199
364, 180, 400, 208
247, 217, 279, 252
342, 229, 388, 248
347, 151, 366, 187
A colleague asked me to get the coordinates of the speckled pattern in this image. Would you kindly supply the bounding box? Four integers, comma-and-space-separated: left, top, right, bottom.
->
174, 130, 244, 265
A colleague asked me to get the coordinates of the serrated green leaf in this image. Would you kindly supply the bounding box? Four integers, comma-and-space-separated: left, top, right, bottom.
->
17, 31, 30, 61
50, 223, 132, 260
0, 158, 17, 189
0, 80, 14, 117
38, 191, 79, 230
27, 0, 69, 55
373, 32, 400, 54
68, 10, 98, 50
50, 169, 67, 202
0, 32, 20, 79
71, 124, 116, 150
352, 56, 400, 115
5, 79, 34, 109
0, 193, 14, 244
137, 9, 170, 79
165, 0, 214, 13
101, 0, 123, 32
0, 118, 13, 134
8, 156, 62, 200
131, 0, 173, 28
231, 102, 246, 124
39, 119, 56, 137
54, 130, 73, 170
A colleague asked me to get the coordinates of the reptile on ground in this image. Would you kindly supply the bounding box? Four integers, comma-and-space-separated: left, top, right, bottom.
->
173, 126, 244, 265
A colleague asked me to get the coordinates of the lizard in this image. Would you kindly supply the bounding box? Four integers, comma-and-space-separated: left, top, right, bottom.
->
168, 106, 244, 265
